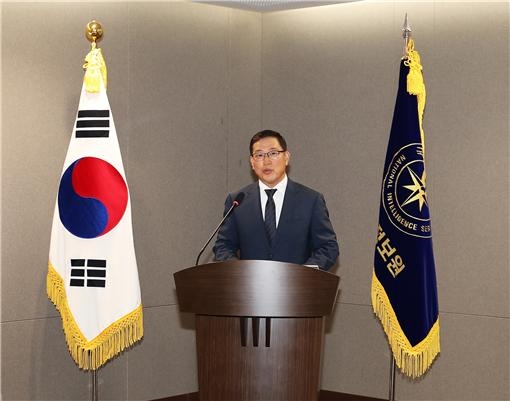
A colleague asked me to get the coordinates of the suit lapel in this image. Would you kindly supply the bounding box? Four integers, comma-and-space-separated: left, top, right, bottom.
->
239, 182, 268, 241
244, 182, 275, 249
273, 180, 299, 248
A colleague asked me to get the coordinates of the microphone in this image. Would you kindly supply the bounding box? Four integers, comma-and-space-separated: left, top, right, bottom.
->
195, 192, 245, 266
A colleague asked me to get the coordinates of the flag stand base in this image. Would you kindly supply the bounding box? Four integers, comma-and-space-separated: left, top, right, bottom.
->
388, 357, 396, 401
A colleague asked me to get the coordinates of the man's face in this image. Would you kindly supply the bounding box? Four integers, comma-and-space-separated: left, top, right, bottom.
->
250, 136, 290, 188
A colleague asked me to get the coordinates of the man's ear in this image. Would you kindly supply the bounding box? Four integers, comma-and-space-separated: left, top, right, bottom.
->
284, 151, 291, 166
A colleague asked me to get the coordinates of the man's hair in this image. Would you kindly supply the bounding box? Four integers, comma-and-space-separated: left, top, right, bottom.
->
249, 129, 287, 155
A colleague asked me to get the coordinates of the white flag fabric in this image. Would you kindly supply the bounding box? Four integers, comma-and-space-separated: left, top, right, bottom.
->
48, 51, 143, 370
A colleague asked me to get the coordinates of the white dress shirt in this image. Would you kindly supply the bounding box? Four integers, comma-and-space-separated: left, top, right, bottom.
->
258, 175, 288, 228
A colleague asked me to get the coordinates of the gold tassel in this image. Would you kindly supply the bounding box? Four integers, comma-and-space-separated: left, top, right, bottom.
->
47, 262, 143, 370
404, 38, 427, 155
371, 272, 440, 378
83, 43, 107, 93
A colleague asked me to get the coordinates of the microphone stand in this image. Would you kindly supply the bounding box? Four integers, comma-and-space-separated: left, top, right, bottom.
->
195, 202, 238, 266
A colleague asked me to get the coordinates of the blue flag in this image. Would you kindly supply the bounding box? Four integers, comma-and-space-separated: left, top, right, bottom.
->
371, 39, 440, 378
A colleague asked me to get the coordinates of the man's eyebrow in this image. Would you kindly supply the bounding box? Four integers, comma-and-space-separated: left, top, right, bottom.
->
253, 148, 280, 152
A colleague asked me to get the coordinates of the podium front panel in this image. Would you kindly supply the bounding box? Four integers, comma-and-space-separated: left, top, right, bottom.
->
196, 315, 323, 401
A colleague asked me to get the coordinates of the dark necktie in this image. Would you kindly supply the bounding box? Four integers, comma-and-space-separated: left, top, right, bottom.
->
265, 189, 277, 245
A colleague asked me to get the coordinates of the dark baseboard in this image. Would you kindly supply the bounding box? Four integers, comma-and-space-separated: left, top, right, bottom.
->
152, 392, 199, 401
320, 390, 384, 401
152, 390, 384, 401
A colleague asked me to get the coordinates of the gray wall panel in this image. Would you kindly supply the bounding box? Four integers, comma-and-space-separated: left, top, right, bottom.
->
225, 9, 263, 193
1, 318, 90, 400
127, 306, 197, 401
321, 303, 389, 399
125, 2, 232, 306
396, 313, 510, 401
425, 2, 510, 319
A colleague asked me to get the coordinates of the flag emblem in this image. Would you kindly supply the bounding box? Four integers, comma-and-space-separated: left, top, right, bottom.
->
381, 143, 431, 238
70, 258, 107, 288
58, 157, 128, 238
75, 109, 110, 138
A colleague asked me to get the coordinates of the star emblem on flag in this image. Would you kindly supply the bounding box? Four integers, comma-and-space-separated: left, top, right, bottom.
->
402, 167, 428, 211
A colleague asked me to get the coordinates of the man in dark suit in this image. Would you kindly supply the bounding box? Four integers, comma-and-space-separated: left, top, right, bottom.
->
213, 130, 339, 271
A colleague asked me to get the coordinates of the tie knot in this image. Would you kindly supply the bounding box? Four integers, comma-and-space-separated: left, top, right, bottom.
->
265, 189, 277, 199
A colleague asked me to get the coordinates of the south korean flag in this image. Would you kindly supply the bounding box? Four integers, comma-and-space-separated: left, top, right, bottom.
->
48, 50, 143, 370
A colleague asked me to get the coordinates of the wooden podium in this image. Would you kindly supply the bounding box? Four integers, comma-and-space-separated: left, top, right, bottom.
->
174, 260, 339, 401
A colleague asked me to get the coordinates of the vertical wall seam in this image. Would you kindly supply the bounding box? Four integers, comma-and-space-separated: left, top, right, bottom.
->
260, 11, 264, 130
226, 9, 232, 192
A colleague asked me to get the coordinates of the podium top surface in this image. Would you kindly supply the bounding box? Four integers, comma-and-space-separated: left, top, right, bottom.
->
173, 260, 339, 317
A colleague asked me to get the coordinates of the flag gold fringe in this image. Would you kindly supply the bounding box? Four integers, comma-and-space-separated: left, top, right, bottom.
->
404, 38, 426, 154
47, 262, 143, 370
83, 44, 107, 93
371, 272, 440, 378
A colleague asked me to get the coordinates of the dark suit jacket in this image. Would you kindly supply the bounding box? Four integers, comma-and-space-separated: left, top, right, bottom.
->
213, 179, 339, 270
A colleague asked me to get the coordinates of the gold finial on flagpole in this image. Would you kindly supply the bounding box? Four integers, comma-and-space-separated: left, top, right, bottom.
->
83, 20, 107, 92
402, 13, 412, 57
86, 20, 103, 49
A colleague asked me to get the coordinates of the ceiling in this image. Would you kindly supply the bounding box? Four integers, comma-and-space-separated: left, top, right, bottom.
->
193, 0, 358, 13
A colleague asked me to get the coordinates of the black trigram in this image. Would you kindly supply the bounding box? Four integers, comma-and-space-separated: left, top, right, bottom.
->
75, 110, 110, 138
70, 259, 106, 288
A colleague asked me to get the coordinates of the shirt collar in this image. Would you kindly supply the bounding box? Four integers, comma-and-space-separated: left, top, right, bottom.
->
258, 175, 288, 194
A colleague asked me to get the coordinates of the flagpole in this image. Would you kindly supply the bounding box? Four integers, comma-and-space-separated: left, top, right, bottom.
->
86, 20, 103, 401
388, 357, 396, 401
91, 370, 98, 401
386, 15, 412, 401
402, 13, 411, 57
